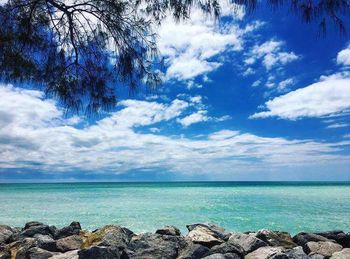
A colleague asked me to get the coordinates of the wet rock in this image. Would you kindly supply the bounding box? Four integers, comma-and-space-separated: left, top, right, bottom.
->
228, 233, 267, 254
304, 241, 343, 257
187, 225, 225, 247
202, 253, 241, 259
51, 250, 79, 259
315, 231, 350, 248
245, 246, 287, 259
207, 242, 244, 258
56, 235, 83, 252
331, 248, 350, 259
0, 226, 13, 244
256, 230, 297, 249
177, 237, 210, 259
187, 224, 230, 241
27, 247, 59, 259
156, 226, 181, 236
55, 222, 81, 239
82, 225, 133, 250
127, 233, 179, 259
78, 246, 120, 259
293, 233, 331, 246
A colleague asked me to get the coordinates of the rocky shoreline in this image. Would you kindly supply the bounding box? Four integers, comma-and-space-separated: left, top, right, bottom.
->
1, 222, 349, 259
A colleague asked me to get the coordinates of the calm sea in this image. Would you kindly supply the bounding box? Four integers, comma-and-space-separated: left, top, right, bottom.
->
0, 182, 349, 234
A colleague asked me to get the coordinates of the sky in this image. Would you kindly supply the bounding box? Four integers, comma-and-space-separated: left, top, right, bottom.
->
1, 3, 350, 182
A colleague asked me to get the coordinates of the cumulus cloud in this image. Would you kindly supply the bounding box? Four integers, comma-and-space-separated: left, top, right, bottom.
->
177, 110, 209, 127
250, 73, 350, 120
1, 84, 349, 177
337, 45, 350, 66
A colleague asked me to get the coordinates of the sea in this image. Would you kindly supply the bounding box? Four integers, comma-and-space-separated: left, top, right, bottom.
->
0, 182, 349, 235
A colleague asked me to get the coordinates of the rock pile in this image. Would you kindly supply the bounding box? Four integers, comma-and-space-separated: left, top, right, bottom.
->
0, 222, 349, 258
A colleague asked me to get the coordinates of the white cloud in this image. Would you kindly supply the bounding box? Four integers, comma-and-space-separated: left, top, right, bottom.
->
251, 73, 350, 120
337, 45, 350, 66
277, 77, 295, 92
327, 123, 350, 129
251, 80, 261, 87
177, 110, 208, 127
1, 84, 349, 176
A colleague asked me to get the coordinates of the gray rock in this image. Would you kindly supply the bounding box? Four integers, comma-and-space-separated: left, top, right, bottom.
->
0, 245, 10, 259
127, 233, 179, 259
202, 253, 241, 259
256, 229, 297, 249
177, 237, 210, 259
27, 247, 59, 259
156, 226, 181, 236
187, 225, 225, 248
285, 246, 310, 259
304, 241, 343, 257
0, 226, 13, 244
9, 237, 36, 259
309, 255, 326, 259
20, 224, 54, 238
34, 234, 57, 251
331, 248, 350, 259
187, 224, 230, 241
55, 222, 81, 239
315, 231, 350, 248
24, 222, 44, 230
51, 250, 79, 259
228, 232, 267, 254
56, 235, 83, 252
245, 246, 288, 259
208, 243, 244, 257
78, 246, 120, 259
293, 233, 331, 246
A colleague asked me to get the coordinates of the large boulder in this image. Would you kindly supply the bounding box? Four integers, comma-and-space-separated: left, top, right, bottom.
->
8, 237, 36, 259
56, 235, 83, 252
19, 224, 55, 239
34, 234, 57, 251
331, 248, 350, 259
82, 225, 133, 250
202, 253, 241, 259
228, 233, 267, 254
78, 246, 120, 259
245, 246, 287, 259
0, 226, 14, 245
207, 243, 244, 258
55, 222, 81, 239
126, 233, 179, 259
314, 231, 350, 248
284, 246, 310, 259
304, 241, 343, 257
256, 230, 297, 249
177, 237, 210, 259
27, 247, 59, 259
51, 250, 79, 259
187, 224, 228, 248
293, 233, 331, 246
156, 226, 181, 236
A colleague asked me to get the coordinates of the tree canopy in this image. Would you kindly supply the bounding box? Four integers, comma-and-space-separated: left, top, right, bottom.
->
0, 0, 349, 113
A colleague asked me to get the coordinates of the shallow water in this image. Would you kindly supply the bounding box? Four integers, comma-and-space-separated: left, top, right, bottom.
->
0, 182, 349, 234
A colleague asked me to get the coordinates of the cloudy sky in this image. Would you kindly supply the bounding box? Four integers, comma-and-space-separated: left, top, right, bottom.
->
1, 3, 350, 182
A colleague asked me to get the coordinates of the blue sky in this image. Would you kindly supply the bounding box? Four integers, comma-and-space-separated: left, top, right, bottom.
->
1, 3, 350, 182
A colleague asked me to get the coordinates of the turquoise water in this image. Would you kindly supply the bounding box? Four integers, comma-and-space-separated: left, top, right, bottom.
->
0, 182, 349, 235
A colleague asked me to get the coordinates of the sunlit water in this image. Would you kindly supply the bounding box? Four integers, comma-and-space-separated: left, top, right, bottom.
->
0, 182, 349, 234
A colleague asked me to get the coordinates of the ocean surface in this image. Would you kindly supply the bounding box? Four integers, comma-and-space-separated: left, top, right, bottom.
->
0, 182, 349, 235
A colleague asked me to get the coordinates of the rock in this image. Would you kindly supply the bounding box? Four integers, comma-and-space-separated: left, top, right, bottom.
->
208, 243, 244, 257
284, 246, 310, 259
293, 233, 331, 246
20, 224, 54, 238
228, 233, 267, 254
315, 231, 350, 248
304, 241, 343, 257
56, 235, 83, 252
245, 246, 287, 259
51, 250, 79, 259
8, 237, 36, 259
309, 255, 326, 259
82, 225, 133, 250
256, 230, 297, 249
187, 224, 230, 241
27, 247, 59, 259
78, 246, 120, 259
127, 233, 179, 259
155, 226, 181, 236
331, 248, 350, 259
55, 222, 81, 239
24, 222, 44, 230
34, 234, 57, 251
0, 245, 10, 259
0, 226, 13, 244
202, 253, 241, 259
177, 237, 210, 259
187, 225, 225, 248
